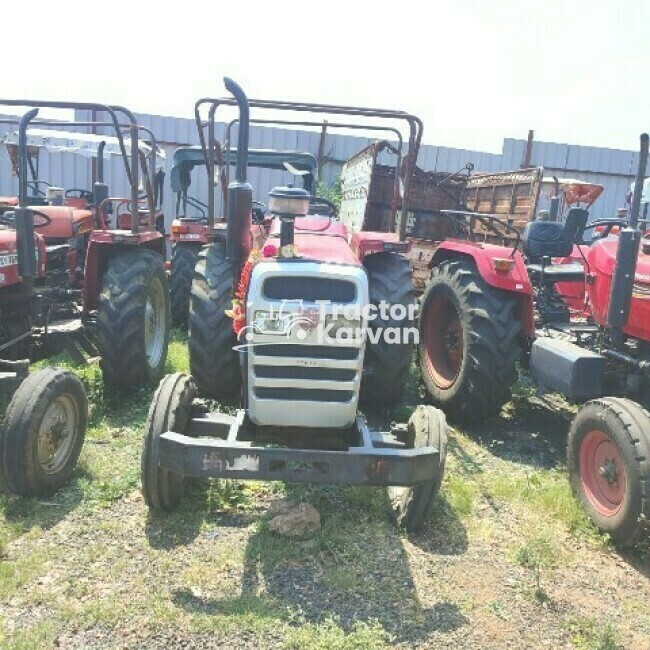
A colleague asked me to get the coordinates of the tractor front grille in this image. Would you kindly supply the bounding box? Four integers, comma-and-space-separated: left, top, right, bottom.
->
253, 344, 359, 360
248, 340, 363, 427
263, 276, 356, 303
247, 261, 367, 428
254, 365, 357, 382
254, 387, 355, 402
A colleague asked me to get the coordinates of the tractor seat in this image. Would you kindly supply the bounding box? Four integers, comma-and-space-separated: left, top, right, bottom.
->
526, 261, 585, 283
523, 208, 589, 285
522, 208, 589, 262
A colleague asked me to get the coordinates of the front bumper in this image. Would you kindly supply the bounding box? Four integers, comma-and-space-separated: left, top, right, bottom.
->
158, 412, 440, 487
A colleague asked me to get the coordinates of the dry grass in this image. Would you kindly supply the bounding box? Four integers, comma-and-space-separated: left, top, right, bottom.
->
1, 337, 648, 649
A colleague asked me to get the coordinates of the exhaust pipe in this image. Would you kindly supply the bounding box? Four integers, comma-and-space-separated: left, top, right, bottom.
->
15, 108, 39, 282
606, 133, 649, 340
223, 77, 253, 286
549, 176, 560, 222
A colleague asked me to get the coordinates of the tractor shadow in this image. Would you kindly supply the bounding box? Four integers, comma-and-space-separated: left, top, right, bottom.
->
0, 465, 91, 540
143, 480, 228, 550
618, 540, 650, 580
462, 394, 575, 470
171, 483, 468, 644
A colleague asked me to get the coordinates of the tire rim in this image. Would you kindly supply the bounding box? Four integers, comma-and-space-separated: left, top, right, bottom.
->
145, 275, 166, 369
422, 293, 464, 389
579, 429, 627, 516
37, 394, 78, 474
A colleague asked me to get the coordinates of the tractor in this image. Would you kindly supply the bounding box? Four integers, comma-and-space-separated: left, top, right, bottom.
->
141, 78, 447, 532
0, 111, 87, 497
415, 134, 650, 546
0, 101, 170, 498
0, 101, 170, 390
0, 117, 165, 287
168, 145, 321, 325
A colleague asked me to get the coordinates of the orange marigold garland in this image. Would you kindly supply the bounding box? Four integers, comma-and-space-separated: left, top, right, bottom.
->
225, 250, 259, 336
225, 243, 300, 336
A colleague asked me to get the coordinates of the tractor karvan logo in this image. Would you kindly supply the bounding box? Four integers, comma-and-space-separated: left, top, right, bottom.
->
233, 300, 419, 352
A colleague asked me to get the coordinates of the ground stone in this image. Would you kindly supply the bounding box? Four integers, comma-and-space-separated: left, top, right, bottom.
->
267, 502, 321, 539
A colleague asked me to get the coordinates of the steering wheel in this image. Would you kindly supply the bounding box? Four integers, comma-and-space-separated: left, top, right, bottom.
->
309, 197, 338, 218
586, 219, 626, 241
0, 209, 52, 228
65, 189, 94, 202
26, 180, 51, 197
252, 200, 267, 224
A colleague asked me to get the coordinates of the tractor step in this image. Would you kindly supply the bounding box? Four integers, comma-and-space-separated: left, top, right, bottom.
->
158, 412, 441, 487
543, 322, 600, 334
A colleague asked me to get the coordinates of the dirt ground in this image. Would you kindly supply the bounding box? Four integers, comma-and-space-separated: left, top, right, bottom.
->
1, 341, 648, 649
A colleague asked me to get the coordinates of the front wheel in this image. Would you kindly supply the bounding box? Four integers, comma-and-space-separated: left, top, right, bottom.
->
141, 373, 197, 511
389, 405, 448, 532
97, 249, 170, 389
0, 368, 87, 496
567, 397, 650, 548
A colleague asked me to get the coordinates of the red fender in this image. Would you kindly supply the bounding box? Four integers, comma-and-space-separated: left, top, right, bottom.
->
83, 230, 165, 315
430, 239, 535, 337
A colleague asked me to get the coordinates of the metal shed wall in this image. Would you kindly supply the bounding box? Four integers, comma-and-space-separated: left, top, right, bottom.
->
0, 110, 639, 228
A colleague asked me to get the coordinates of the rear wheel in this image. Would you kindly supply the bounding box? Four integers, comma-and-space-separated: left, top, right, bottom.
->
97, 249, 170, 389
0, 368, 87, 496
390, 405, 447, 531
141, 373, 197, 511
170, 243, 201, 327
361, 253, 416, 406
567, 398, 650, 548
189, 242, 240, 399
419, 259, 521, 423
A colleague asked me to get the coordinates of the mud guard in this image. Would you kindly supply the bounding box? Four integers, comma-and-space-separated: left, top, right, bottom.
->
82, 231, 166, 314
429, 240, 535, 337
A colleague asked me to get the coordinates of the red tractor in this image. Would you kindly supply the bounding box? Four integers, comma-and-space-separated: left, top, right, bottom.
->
0, 101, 170, 389
0, 118, 165, 290
416, 134, 650, 546
141, 78, 447, 532
0, 102, 170, 498
168, 146, 319, 325
0, 111, 87, 497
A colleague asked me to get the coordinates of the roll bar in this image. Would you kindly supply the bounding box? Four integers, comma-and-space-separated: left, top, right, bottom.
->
193, 95, 422, 239
221, 117, 404, 218
0, 117, 161, 206
0, 100, 141, 233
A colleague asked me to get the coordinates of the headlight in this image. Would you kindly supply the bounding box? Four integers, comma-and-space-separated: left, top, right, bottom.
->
325, 315, 362, 339
253, 310, 295, 335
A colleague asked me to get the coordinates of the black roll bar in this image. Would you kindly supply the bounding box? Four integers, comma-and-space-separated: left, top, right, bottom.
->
0, 100, 140, 233
193, 95, 422, 238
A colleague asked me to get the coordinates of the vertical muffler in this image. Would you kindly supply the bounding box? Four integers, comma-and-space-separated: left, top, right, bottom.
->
15, 108, 39, 281
223, 77, 253, 287
606, 133, 649, 338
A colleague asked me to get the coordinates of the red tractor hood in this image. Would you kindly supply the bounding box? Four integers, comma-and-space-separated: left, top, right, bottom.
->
587, 237, 650, 340
37, 206, 94, 240
269, 215, 362, 266
0, 226, 47, 287
588, 237, 650, 282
